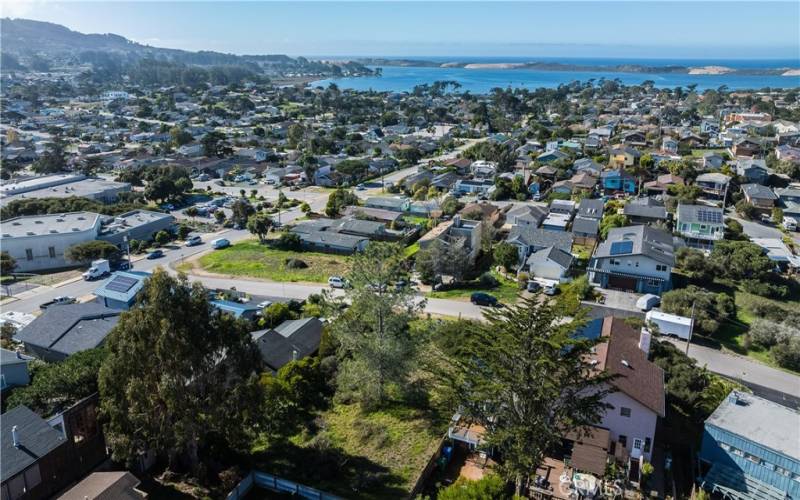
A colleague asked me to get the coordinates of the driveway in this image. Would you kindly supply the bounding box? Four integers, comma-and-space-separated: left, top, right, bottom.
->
728, 213, 784, 240
593, 289, 643, 313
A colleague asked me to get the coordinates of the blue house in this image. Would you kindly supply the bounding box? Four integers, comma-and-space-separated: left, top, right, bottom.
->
93, 271, 149, 310
601, 169, 637, 194
699, 391, 800, 500
210, 300, 261, 320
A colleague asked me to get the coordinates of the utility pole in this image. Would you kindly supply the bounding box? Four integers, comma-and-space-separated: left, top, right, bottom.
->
277, 186, 283, 226
685, 301, 696, 355
124, 236, 133, 270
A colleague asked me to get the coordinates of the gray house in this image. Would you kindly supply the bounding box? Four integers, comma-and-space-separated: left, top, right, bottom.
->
0, 349, 32, 391
506, 225, 573, 264
506, 204, 548, 228
251, 317, 323, 373
735, 159, 769, 185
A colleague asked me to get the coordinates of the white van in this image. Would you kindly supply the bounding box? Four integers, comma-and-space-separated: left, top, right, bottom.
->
328, 276, 347, 288
783, 216, 798, 232
211, 238, 230, 249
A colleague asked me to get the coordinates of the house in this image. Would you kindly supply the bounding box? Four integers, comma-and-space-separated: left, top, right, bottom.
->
572, 217, 600, 246
775, 187, 800, 219
1, 349, 32, 391
418, 216, 482, 263
750, 238, 800, 271
471, 160, 497, 178
342, 206, 403, 225
676, 204, 725, 249
588, 225, 674, 294
0, 212, 103, 273
2, 396, 107, 500
775, 144, 800, 164
506, 225, 573, 264
741, 184, 777, 210
573, 158, 602, 176
623, 198, 668, 226
570, 172, 599, 193
536, 149, 569, 164
732, 137, 762, 157
700, 119, 720, 135
542, 212, 572, 232
526, 246, 573, 283
454, 179, 495, 196
578, 317, 666, 463
735, 159, 769, 184
209, 300, 261, 320
698, 391, 800, 500
702, 153, 725, 170
364, 196, 409, 212
431, 172, 459, 190
623, 131, 648, 147
661, 137, 678, 155
644, 173, 684, 196
93, 271, 149, 310
14, 302, 121, 362
609, 146, 641, 168
251, 317, 323, 373
58, 471, 146, 500
695, 172, 731, 198
459, 202, 502, 227
505, 204, 548, 228
577, 198, 604, 220
549, 199, 576, 216
601, 169, 637, 194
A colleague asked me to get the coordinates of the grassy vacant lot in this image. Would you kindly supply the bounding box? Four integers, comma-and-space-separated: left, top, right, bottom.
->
429, 270, 520, 304
690, 148, 728, 157
196, 240, 351, 283
252, 403, 444, 499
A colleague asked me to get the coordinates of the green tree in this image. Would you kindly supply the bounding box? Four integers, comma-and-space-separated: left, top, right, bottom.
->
674, 247, 712, 281
1, 251, 17, 275
154, 230, 171, 246
772, 207, 784, 225
661, 285, 734, 335
261, 302, 294, 328
735, 200, 757, 220
80, 156, 103, 177
32, 139, 67, 174
230, 199, 255, 226
415, 239, 472, 284
99, 270, 262, 476
170, 126, 193, 147
144, 176, 177, 202
437, 298, 614, 495
493, 241, 519, 271
65, 240, 119, 263
201, 131, 229, 157
325, 188, 359, 217
329, 243, 422, 408
709, 240, 774, 282
600, 214, 629, 239
437, 475, 510, 500
247, 213, 273, 243
440, 196, 464, 216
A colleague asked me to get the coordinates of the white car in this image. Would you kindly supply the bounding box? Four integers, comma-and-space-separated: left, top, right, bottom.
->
637, 294, 661, 312
257, 300, 272, 309
328, 276, 347, 288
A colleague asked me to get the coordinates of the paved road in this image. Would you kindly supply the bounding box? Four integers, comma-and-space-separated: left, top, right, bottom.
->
729, 214, 785, 240
666, 338, 800, 399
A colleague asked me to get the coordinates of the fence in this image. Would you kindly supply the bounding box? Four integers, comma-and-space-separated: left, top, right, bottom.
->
226, 470, 342, 500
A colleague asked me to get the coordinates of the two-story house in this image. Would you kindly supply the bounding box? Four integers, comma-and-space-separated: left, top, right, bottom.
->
695, 172, 731, 198
736, 159, 770, 185
609, 146, 641, 168
675, 204, 725, 250
418, 216, 483, 263
601, 169, 637, 195
776, 187, 800, 219
741, 184, 778, 211
588, 225, 674, 294
699, 391, 799, 499
506, 225, 573, 265
506, 204, 548, 228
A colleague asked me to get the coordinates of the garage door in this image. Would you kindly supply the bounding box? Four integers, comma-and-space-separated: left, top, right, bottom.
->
608, 275, 637, 291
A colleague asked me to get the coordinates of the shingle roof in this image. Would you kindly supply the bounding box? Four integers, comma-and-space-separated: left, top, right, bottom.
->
526, 246, 573, 270
572, 217, 600, 235
14, 302, 120, 357
623, 203, 667, 220
577, 199, 604, 219
252, 317, 323, 371
507, 225, 573, 253
741, 183, 777, 201
594, 225, 674, 266
0, 348, 32, 366
2, 405, 67, 480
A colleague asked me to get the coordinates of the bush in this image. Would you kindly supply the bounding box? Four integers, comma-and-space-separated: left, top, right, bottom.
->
274, 232, 302, 251
749, 318, 796, 348
741, 279, 789, 299
661, 285, 734, 336
261, 302, 295, 328
285, 258, 308, 269
735, 199, 757, 219
771, 336, 800, 371
479, 272, 499, 288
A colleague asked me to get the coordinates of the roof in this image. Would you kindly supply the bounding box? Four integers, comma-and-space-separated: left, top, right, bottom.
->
577, 198, 604, 219
365, 196, 407, 209
14, 302, 120, 357
1, 176, 130, 205
209, 300, 260, 318
98, 210, 174, 237
59, 471, 145, 500
342, 205, 402, 222
741, 183, 777, 201
677, 204, 724, 225
507, 225, 573, 253
1, 212, 101, 239
623, 203, 667, 220
251, 317, 323, 371
706, 391, 800, 462
295, 229, 368, 250
526, 246, 574, 270
572, 216, 600, 236
702, 463, 788, 500
567, 427, 611, 476
595, 317, 666, 416
507, 204, 548, 222
594, 225, 675, 266
696, 172, 731, 184
0, 348, 32, 366
94, 271, 149, 304
1, 405, 67, 480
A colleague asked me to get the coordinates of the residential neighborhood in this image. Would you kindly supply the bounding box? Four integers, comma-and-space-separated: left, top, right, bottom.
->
1, 11, 800, 500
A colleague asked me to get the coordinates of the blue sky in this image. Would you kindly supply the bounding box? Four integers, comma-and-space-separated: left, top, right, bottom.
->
5, 1, 800, 59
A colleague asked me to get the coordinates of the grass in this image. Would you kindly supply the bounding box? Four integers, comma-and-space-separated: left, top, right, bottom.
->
403, 215, 429, 227
252, 402, 444, 499
690, 148, 728, 157
194, 240, 351, 283
428, 270, 521, 304
404, 242, 420, 258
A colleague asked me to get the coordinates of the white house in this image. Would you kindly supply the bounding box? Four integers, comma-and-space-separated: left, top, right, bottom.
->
526, 246, 573, 283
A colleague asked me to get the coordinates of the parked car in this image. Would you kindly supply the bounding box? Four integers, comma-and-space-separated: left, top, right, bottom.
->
526, 280, 541, 293
40, 296, 76, 309
783, 216, 798, 232
185, 235, 202, 247
543, 286, 559, 296
760, 213, 773, 224
636, 294, 661, 311
256, 300, 272, 309
328, 276, 348, 288
356, 184, 366, 191
470, 292, 498, 307
211, 238, 231, 250
146, 250, 164, 259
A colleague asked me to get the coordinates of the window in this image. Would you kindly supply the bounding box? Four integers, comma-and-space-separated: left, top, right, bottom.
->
48, 247, 56, 259
744, 453, 762, 465
720, 443, 731, 451
775, 466, 791, 477
633, 438, 643, 451
620, 407, 632, 417
644, 438, 651, 453
732, 448, 745, 457
618, 435, 627, 448
25, 249, 33, 261
656, 264, 668, 272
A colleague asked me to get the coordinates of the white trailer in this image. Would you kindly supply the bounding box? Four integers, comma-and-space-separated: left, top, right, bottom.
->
645, 310, 692, 340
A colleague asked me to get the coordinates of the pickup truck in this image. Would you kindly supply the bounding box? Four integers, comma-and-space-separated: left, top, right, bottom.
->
40, 296, 76, 310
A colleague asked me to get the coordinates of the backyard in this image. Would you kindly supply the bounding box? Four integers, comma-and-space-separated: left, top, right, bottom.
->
428, 270, 521, 304
186, 240, 351, 283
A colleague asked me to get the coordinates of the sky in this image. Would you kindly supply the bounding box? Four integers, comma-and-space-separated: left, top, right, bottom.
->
4, 1, 800, 60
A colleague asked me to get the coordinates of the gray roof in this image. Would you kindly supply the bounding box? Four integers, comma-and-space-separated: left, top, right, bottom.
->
775, 187, 800, 199
14, 302, 120, 357
507, 204, 548, 222
526, 246, 574, 270
741, 183, 777, 201
2, 405, 67, 480
696, 172, 731, 185
251, 317, 323, 371
677, 204, 724, 225
594, 225, 674, 266
0, 348, 32, 366
294, 230, 367, 250
366, 196, 407, 209
1, 211, 100, 239
507, 225, 572, 253
577, 198, 604, 220
706, 392, 799, 462
572, 216, 600, 236
623, 203, 668, 220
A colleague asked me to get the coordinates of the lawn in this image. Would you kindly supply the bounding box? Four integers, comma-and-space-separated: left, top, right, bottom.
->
252, 403, 444, 499
690, 148, 728, 157
194, 240, 351, 283
428, 270, 521, 304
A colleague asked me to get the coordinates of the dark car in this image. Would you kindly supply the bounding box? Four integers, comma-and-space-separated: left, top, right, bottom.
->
543, 286, 559, 296
146, 250, 164, 260
526, 280, 541, 293
470, 292, 499, 307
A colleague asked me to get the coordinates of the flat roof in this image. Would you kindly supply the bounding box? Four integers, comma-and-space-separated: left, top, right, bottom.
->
706, 392, 800, 462
99, 210, 173, 235
0, 173, 82, 194
1, 211, 101, 238
646, 310, 692, 326
1, 177, 130, 204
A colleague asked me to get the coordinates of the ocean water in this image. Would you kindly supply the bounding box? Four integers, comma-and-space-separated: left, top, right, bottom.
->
310, 57, 800, 93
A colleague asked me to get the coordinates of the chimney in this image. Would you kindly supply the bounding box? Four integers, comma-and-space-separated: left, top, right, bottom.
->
12, 425, 20, 448
639, 327, 652, 355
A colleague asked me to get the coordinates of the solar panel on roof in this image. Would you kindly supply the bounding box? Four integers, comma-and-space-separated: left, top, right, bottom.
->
609, 240, 634, 255
106, 275, 138, 293
697, 209, 722, 224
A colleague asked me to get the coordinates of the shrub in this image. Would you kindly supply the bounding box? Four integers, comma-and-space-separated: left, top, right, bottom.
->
274, 232, 302, 251
771, 336, 800, 371
479, 272, 499, 288
661, 285, 734, 336
285, 258, 308, 269
741, 279, 789, 299
749, 318, 796, 348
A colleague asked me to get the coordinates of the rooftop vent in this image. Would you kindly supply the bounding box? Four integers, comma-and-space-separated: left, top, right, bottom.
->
621, 360, 631, 368
11, 425, 20, 448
